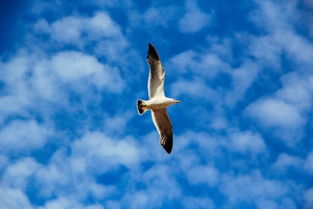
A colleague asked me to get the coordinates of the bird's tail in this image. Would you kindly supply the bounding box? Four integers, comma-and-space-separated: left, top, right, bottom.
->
137, 100, 148, 115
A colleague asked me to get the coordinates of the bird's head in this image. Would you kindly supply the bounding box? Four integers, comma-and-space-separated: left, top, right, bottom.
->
169, 98, 181, 105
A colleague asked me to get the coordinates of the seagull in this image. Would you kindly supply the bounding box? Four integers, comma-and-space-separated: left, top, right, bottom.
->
137, 43, 180, 154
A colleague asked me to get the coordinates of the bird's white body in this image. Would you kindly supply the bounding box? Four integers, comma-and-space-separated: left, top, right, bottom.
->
137, 43, 180, 154
142, 97, 180, 110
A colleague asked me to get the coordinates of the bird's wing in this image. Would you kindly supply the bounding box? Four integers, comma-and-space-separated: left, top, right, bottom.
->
147, 43, 165, 99
151, 108, 173, 154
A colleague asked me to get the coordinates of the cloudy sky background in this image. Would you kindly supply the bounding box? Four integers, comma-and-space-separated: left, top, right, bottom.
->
0, 0, 313, 208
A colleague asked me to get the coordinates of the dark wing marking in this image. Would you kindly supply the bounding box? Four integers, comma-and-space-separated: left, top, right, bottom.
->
151, 108, 173, 154
147, 43, 165, 98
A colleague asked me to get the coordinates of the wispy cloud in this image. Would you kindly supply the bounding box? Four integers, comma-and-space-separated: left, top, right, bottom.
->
221, 171, 289, 208
178, 0, 212, 33
35, 12, 122, 47
247, 98, 304, 129
0, 186, 33, 209
273, 153, 303, 171
0, 120, 51, 153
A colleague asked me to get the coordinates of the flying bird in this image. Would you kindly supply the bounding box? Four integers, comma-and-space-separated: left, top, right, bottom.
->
137, 43, 180, 154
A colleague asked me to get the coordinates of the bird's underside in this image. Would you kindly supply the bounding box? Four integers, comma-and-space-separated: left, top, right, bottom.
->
151, 108, 173, 153
136, 43, 180, 154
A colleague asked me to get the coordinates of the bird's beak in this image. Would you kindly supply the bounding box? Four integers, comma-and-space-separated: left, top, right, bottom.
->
175, 100, 182, 103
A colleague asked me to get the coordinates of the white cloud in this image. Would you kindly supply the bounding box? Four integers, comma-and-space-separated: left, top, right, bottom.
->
31, 50, 124, 102
168, 42, 259, 107
0, 8, 134, 207
248, 34, 282, 68
34, 12, 129, 63
125, 191, 149, 209
50, 51, 124, 92
39, 197, 104, 209
170, 79, 218, 101
228, 130, 266, 153
0, 155, 9, 172
166, 49, 229, 77
88, 12, 121, 37
41, 12, 121, 44
179, 0, 211, 33
179, 11, 210, 33
144, 7, 176, 27
123, 164, 181, 209
104, 111, 133, 134
277, 72, 313, 110
93, 38, 128, 62
304, 151, 313, 174
166, 50, 197, 74
256, 200, 279, 209
34, 132, 137, 200
36, 156, 113, 201
0, 186, 33, 209
51, 17, 82, 44
89, 0, 132, 8
251, 0, 313, 66
250, 0, 289, 32
272, 153, 302, 170
0, 54, 34, 117
34, 19, 50, 33
0, 120, 50, 153
183, 197, 215, 209
72, 132, 140, 171
221, 171, 288, 207
2, 158, 41, 190
277, 30, 313, 65
51, 51, 102, 80
246, 98, 304, 129
0, 49, 125, 124
304, 187, 313, 209
187, 165, 219, 186
280, 198, 298, 209
245, 69, 313, 146
206, 36, 232, 59
225, 61, 260, 106
176, 131, 220, 157
129, 5, 180, 28
31, 59, 61, 102
246, 97, 306, 145
35, 161, 69, 198
209, 114, 228, 130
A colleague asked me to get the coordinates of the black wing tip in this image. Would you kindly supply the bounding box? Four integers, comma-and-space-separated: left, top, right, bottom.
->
163, 145, 172, 154
147, 42, 160, 60
161, 135, 173, 154
148, 42, 154, 49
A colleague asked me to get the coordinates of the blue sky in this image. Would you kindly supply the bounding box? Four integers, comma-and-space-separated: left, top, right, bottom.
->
0, 0, 313, 208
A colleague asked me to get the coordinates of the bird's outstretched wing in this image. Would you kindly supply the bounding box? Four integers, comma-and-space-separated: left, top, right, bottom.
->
147, 43, 165, 99
151, 108, 173, 154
